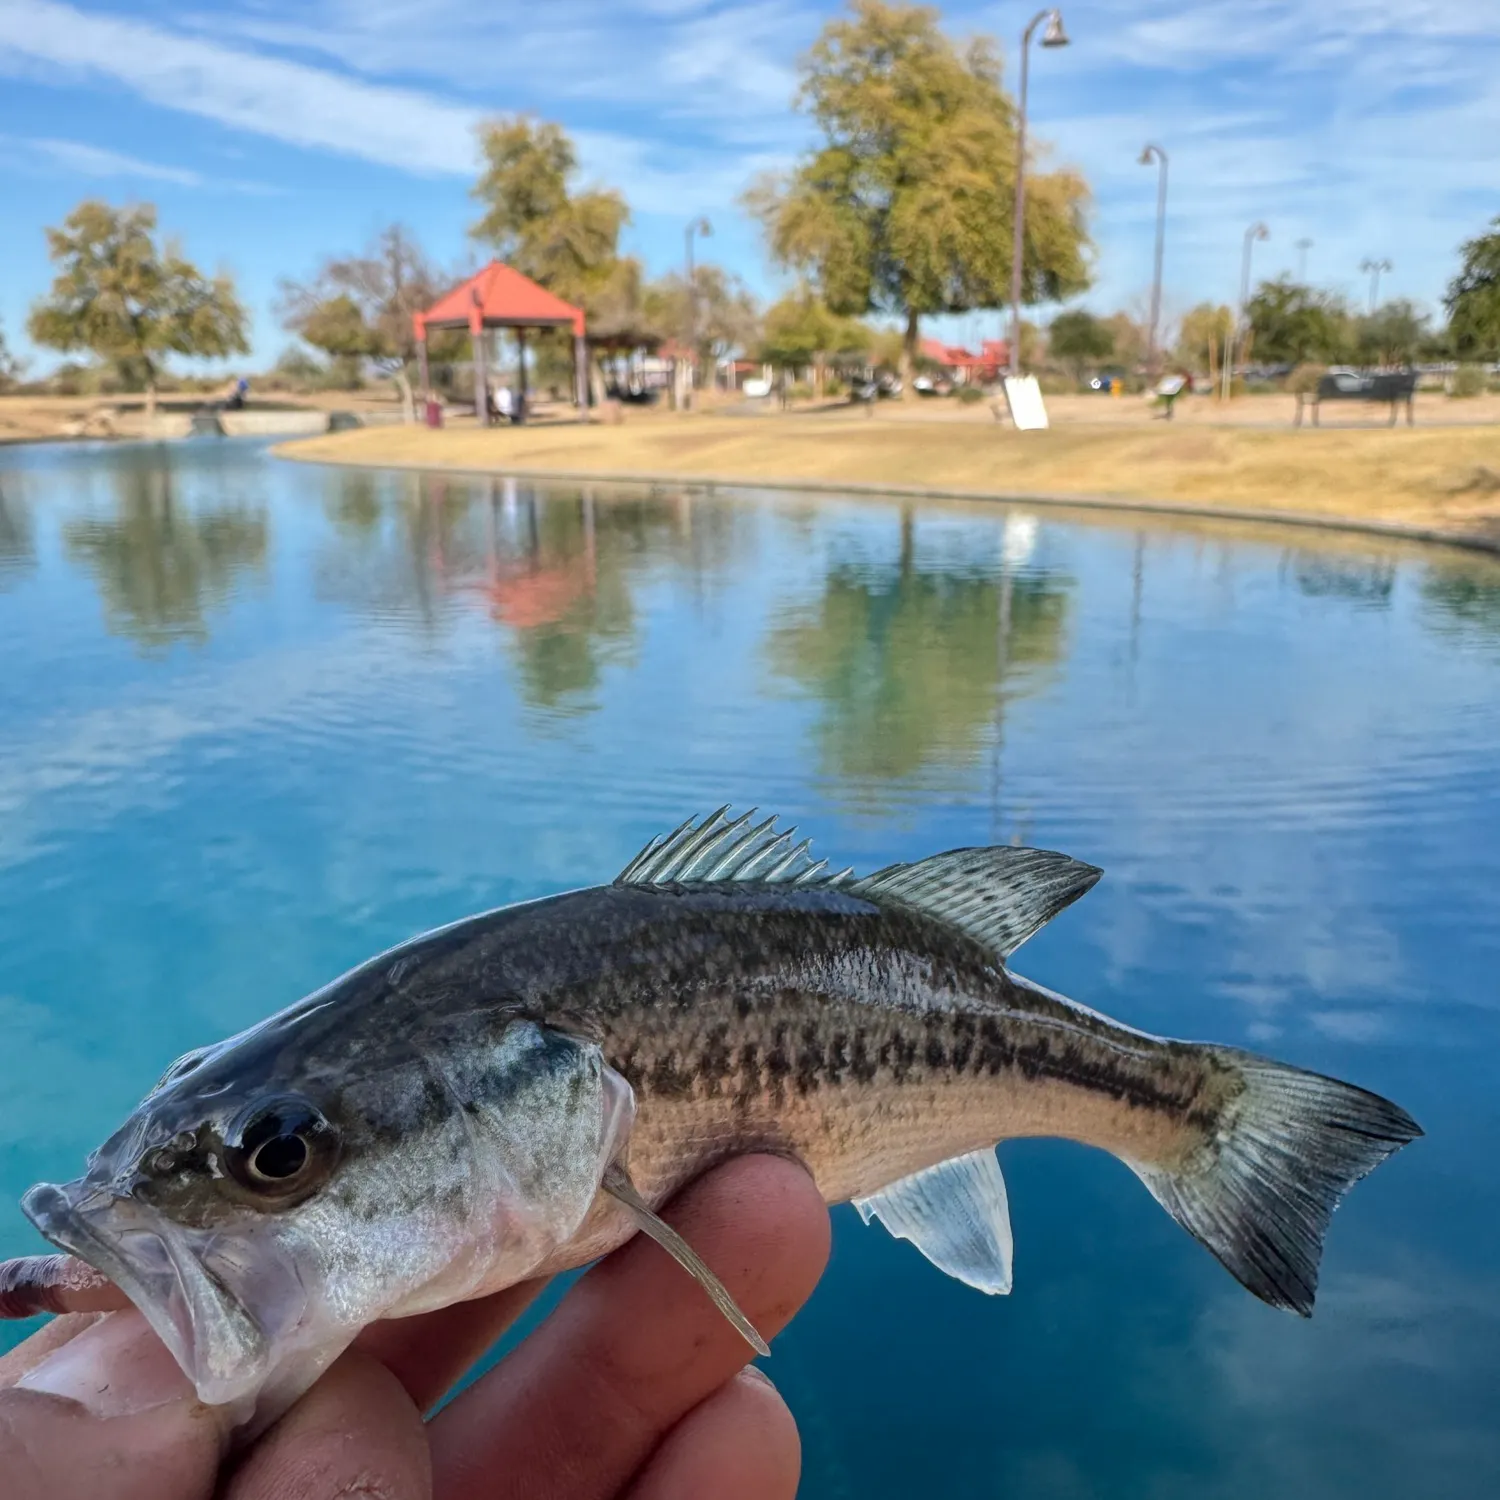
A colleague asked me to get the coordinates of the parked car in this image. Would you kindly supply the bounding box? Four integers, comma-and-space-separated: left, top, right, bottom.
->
742, 377, 773, 399
912, 373, 954, 396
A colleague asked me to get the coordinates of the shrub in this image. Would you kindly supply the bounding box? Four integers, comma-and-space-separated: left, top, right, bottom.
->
1286, 363, 1327, 396
956, 384, 986, 404
1449, 364, 1487, 397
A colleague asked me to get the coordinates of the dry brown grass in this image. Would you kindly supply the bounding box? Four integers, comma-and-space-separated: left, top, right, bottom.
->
280, 409, 1500, 545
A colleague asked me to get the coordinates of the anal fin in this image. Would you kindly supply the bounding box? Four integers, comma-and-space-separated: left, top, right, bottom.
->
854, 1149, 1014, 1294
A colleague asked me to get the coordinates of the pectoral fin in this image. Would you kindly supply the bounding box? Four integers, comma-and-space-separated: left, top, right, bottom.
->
602, 1165, 772, 1358
854, 1149, 1014, 1294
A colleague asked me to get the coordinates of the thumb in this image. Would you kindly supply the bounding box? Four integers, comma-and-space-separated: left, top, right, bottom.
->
0, 1310, 230, 1500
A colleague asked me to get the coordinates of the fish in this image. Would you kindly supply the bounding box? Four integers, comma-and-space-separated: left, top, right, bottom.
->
3, 807, 1420, 1432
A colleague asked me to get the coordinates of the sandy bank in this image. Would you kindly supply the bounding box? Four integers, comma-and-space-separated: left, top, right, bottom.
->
278, 409, 1500, 553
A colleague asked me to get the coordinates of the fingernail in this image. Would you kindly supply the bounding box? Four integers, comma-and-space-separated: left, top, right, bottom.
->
16, 1309, 194, 1418
740, 1363, 775, 1390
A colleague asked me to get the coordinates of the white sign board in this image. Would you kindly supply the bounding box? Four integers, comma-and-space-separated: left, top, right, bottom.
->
1002, 375, 1049, 430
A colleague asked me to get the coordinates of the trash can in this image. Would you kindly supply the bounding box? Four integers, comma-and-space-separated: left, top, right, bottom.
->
425, 399, 444, 429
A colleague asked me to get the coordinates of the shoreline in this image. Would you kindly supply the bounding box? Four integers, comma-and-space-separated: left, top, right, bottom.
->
280, 448, 1500, 557
276, 419, 1500, 558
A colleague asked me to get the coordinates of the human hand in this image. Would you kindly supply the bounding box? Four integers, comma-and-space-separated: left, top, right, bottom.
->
0, 1154, 829, 1500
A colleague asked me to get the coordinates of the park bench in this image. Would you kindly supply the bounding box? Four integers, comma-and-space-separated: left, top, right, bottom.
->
1295, 369, 1417, 427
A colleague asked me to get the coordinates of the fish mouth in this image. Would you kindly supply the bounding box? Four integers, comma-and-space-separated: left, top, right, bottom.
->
21, 1180, 273, 1408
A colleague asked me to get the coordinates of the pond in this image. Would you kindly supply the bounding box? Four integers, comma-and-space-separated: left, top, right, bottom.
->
2, 438, 1498, 1498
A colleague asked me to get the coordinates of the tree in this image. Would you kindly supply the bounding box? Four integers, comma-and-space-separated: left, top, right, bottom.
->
1245, 277, 1352, 365
644, 265, 762, 384
745, 0, 1091, 390
1048, 309, 1113, 384
279, 226, 445, 419
1445, 217, 1500, 360
471, 116, 628, 314
1174, 303, 1233, 373
27, 201, 247, 416
0, 319, 24, 392
1353, 299, 1430, 366
757, 289, 870, 398
1102, 310, 1148, 370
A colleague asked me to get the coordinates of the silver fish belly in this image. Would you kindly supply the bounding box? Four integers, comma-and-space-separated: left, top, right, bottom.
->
6, 807, 1421, 1432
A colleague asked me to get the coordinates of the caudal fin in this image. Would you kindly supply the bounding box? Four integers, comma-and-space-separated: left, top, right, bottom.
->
1129, 1055, 1421, 1315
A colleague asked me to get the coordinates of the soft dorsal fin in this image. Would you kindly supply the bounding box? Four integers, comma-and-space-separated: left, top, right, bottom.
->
854, 1149, 1015, 1295
849, 846, 1101, 959
616, 807, 852, 888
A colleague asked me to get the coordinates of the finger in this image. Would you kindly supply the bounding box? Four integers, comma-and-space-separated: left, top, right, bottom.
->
624, 1367, 800, 1500
355, 1277, 547, 1414
0, 1309, 231, 1500
0, 1256, 132, 1319
0, 1313, 109, 1388
223, 1349, 430, 1500
429, 1153, 829, 1500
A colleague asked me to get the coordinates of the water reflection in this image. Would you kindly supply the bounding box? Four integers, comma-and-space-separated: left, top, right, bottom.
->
767, 506, 1071, 798
1288, 553, 1396, 605
63, 453, 267, 650
1420, 554, 1500, 637
0, 485, 35, 588
316, 473, 748, 714
3, 442, 1500, 1500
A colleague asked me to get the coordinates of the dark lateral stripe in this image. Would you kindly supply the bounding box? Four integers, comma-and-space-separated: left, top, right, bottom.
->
625, 1007, 1209, 1122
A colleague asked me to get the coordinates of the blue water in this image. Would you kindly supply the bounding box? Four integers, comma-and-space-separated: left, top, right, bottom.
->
2, 438, 1498, 1497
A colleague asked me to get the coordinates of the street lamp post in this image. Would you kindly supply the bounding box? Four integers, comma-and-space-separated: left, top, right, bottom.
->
684, 216, 712, 409
1009, 8, 1070, 380
1295, 237, 1313, 283
1138, 143, 1168, 376
1225, 221, 1269, 401
1360, 256, 1392, 314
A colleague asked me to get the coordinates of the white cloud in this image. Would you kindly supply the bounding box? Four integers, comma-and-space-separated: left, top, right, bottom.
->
20, 136, 203, 186
0, 0, 481, 174
0, 0, 795, 218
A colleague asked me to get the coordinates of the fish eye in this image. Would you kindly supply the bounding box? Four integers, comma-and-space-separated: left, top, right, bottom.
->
224, 1096, 340, 1199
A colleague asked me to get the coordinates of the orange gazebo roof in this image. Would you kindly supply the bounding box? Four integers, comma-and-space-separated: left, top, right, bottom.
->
414, 261, 585, 340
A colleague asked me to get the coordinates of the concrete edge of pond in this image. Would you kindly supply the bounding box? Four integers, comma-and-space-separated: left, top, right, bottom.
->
275, 448, 1500, 560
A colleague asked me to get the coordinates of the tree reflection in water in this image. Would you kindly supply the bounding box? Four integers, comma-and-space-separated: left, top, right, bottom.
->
63, 451, 267, 650
0, 484, 35, 590
316, 473, 741, 715
767, 506, 1073, 806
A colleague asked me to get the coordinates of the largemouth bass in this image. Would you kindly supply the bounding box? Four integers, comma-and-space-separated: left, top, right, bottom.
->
3, 808, 1419, 1429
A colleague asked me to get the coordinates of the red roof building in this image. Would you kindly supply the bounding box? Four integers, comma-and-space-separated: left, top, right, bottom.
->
920, 336, 1009, 383
413, 261, 588, 424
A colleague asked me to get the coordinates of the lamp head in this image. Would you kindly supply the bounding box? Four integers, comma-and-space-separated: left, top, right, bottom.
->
1041, 9, 1069, 46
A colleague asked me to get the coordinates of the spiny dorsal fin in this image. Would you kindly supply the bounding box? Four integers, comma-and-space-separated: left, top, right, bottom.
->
615, 807, 852, 888
849, 846, 1101, 959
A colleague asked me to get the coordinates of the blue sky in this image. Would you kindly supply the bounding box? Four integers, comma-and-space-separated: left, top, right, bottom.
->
2, 0, 1497, 369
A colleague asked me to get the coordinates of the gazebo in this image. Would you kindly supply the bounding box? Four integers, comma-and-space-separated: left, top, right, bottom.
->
413, 261, 587, 424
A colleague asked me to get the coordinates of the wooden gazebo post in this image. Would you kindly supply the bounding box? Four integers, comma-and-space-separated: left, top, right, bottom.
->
572, 307, 588, 421
470, 289, 488, 427
570, 331, 588, 420
516, 327, 529, 424
415, 327, 431, 413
